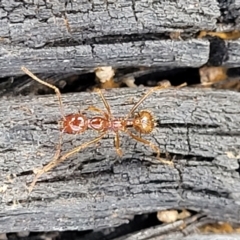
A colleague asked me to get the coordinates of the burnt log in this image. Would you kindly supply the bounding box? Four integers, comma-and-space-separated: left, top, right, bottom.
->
0, 0, 240, 77
0, 87, 240, 233
1, 0, 240, 238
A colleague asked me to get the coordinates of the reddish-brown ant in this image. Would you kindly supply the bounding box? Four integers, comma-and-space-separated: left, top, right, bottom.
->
21, 66, 185, 192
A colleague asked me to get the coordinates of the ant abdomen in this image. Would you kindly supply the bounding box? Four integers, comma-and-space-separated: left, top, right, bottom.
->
61, 114, 88, 134
133, 110, 155, 134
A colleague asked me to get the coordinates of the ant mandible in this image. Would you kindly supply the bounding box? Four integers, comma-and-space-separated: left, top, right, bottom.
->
21, 66, 184, 192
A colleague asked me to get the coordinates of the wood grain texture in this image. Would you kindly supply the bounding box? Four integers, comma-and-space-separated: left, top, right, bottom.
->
0, 0, 240, 76
0, 0, 220, 45
0, 87, 240, 232
0, 40, 210, 77
0, 0, 239, 77
223, 40, 240, 67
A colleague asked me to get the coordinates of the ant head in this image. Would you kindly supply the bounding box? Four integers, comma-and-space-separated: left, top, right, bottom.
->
133, 110, 155, 134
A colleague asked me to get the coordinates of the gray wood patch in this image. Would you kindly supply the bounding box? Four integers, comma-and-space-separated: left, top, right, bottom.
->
0, 40, 209, 77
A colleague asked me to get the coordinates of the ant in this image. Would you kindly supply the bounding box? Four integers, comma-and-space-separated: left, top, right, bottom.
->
21, 66, 185, 192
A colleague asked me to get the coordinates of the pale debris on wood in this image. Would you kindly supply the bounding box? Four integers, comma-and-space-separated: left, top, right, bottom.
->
226, 151, 240, 159
0, 184, 8, 193
198, 30, 240, 40
157, 79, 172, 88
157, 210, 178, 223
199, 222, 236, 234
122, 75, 138, 88
157, 209, 191, 223
199, 66, 227, 85
95, 66, 115, 83
169, 31, 183, 40
17, 231, 30, 237
39, 232, 60, 240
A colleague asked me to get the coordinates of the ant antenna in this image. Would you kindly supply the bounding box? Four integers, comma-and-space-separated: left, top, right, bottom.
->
21, 66, 66, 119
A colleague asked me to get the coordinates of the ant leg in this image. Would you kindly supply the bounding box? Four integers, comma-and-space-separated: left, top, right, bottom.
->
85, 105, 106, 115
85, 105, 104, 113
94, 89, 113, 117
124, 130, 174, 166
28, 132, 106, 193
84, 106, 109, 120
21, 66, 65, 119
28, 132, 62, 193
125, 83, 186, 120
114, 131, 123, 156
125, 85, 169, 120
